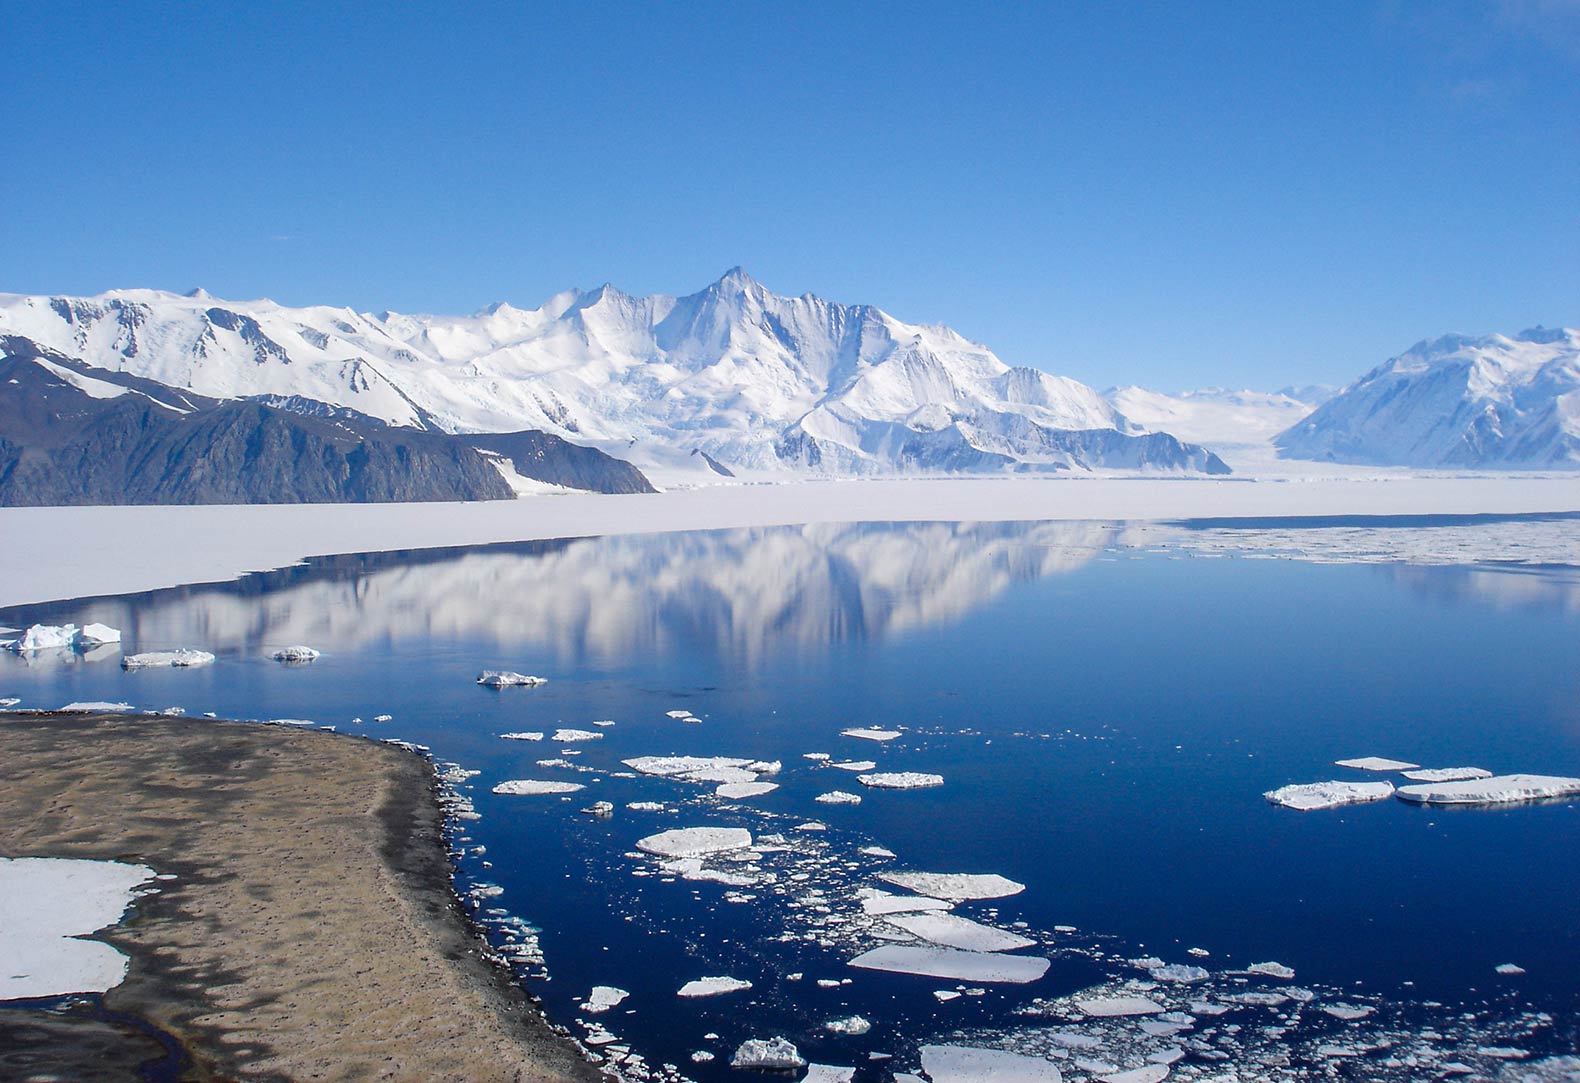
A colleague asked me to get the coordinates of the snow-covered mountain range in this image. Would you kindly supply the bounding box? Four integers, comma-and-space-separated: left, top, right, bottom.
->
1276, 328, 1580, 469
1104, 386, 1332, 452
0, 270, 1229, 478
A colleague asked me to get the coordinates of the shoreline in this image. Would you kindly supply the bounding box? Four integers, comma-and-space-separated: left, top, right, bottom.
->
0, 711, 602, 1083
1, 476, 1579, 607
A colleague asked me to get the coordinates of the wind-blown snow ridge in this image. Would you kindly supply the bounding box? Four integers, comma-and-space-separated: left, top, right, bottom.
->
0, 272, 1229, 477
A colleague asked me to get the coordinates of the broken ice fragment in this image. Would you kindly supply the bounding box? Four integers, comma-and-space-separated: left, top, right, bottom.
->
677, 975, 752, 997
635, 827, 753, 859
815, 791, 862, 805
1246, 961, 1295, 979
1264, 780, 1394, 810
492, 780, 585, 795
715, 782, 778, 799
731, 1037, 804, 1070
877, 871, 1025, 900
552, 728, 603, 742
581, 986, 629, 1014
271, 645, 319, 662
1076, 996, 1165, 1017
477, 670, 547, 688
920, 1045, 1065, 1082
1400, 767, 1494, 783
500, 732, 545, 741
121, 650, 214, 669
883, 912, 1036, 953
842, 728, 902, 742
858, 772, 944, 789
1335, 756, 1420, 771
1395, 774, 1580, 806
848, 945, 1048, 984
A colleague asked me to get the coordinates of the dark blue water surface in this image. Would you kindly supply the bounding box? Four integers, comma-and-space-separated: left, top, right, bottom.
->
3, 519, 1578, 1080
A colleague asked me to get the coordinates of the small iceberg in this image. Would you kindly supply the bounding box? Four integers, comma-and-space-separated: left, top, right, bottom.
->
552, 728, 602, 742
4, 623, 122, 653
76, 624, 122, 648
492, 780, 585, 795
635, 827, 753, 859
1335, 756, 1420, 772
815, 791, 862, 805
842, 728, 902, 742
580, 986, 629, 1014
858, 772, 944, 790
678, 975, 752, 998
121, 649, 214, 670
271, 645, 320, 663
1400, 767, 1493, 783
1246, 961, 1295, 979
478, 670, 548, 688
878, 871, 1025, 900
731, 1037, 804, 1071
1395, 774, 1580, 806
1264, 780, 1394, 810
848, 945, 1049, 984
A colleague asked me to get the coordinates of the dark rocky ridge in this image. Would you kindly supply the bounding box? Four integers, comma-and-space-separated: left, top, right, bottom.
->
0, 338, 655, 505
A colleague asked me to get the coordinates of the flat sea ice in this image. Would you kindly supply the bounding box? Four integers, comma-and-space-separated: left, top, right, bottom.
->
920, 1044, 1065, 1082
848, 945, 1049, 983
1335, 756, 1421, 771
677, 975, 752, 997
1264, 780, 1395, 810
492, 780, 585, 795
622, 756, 763, 786
121, 649, 214, 669
1075, 996, 1166, 1017
1246, 961, 1296, 979
803, 1066, 856, 1083
552, 728, 603, 742
58, 701, 134, 713
858, 772, 944, 789
581, 986, 629, 1014
884, 912, 1036, 953
842, 728, 903, 742
1395, 773, 1580, 805
832, 760, 878, 772
635, 827, 753, 859
477, 670, 548, 687
715, 782, 779, 799
500, 732, 545, 741
1099, 1067, 1168, 1083
1400, 766, 1494, 782
860, 893, 953, 916
877, 871, 1026, 900
0, 856, 157, 999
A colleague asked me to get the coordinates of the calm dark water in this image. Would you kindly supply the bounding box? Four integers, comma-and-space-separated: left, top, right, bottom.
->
3, 519, 1578, 1079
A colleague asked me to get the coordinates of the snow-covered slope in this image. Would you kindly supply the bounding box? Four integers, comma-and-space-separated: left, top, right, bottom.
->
0, 271, 1228, 476
1276, 328, 1580, 469
1104, 387, 1326, 451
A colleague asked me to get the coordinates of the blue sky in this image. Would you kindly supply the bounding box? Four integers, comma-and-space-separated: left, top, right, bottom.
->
5, 1, 1578, 388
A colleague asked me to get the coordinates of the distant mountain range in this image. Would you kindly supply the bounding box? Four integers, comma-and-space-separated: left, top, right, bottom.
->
0, 271, 1230, 487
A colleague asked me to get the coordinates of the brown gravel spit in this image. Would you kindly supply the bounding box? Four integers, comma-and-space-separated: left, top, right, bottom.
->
0, 712, 604, 1083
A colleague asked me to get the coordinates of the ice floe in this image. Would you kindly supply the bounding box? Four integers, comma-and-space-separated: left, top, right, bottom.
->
1076, 995, 1166, 1017
552, 728, 603, 742
271, 645, 320, 662
1400, 766, 1494, 782
842, 728, 903, 742
803, 1065, 855, 1083
884, 912, 1037, 953
848, 945, 1049, 983
581, 985, 629, 1014
860, 892, 953, 915
815, 791, 863, 805
0, 856, 157, 999
477, 670, 548, 687
492, 779, 585, 795
831, 760, 878, 772
58, 701, 135, 713
731, 1037, 804, 1070
1395, 773, 1580, 805
622, 756, 771, 786
121, 649, 214, 669
1497, 963, 1528, 975
824, 1015, 871, 1035
1335, 756, 1421, 771
0, 697, 19, 708
1264, 780, 1395, 810
635, 827, 753, 859
1099, 1066, 1168, 1083
921, 1044, 1065, 1082
715, 781, 779, 799
677, 975, 752, 997
1246, 961, 1296, 979
500, 731, 545, 741
878, 871, 1026, 900
858, 772, 944, 789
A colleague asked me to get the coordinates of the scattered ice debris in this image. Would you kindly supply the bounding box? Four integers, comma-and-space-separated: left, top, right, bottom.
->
75, 623, 121, 648
0, 856, 157, 999
1335, 756, 1421, 771
500, 732, 545, 741
824, 1015, 871, 1035
731, 1037, 805, 1070
860, 892, 953, 916
1401, 766, 1494, 783
1076, 995, 1166, 1017
920, 1045, 1065, 1082
1396, 774, 1580, 805
1496, 963, 1528, 975
1246, 961, 1296, 979
372, 714, 393, 722
842, 728, 903, 742
859, 845, 896, 858
715, 781, 779, 799
848, 945, 1049, 983
552, 728, 603, 742
1264, 780, 1395, 810
580, 986, 629, 1014
492, 779, 585, 795
635, 827, 753, 859
270, 645, 320, 662
878, 871, 1026, 900
858, 772, 944, 789
677, 975, 752, 998
884, 912, 1036, 953
815, 791, 863, 805
832, 760, 878, 772
477, 670, 547, 688
121, 649, 214, 669
58, 701, 135, 713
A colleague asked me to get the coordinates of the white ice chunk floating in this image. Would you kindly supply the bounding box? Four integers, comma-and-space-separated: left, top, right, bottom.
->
271, 645, 319, 662
477, 670, 548, 687
878, 871, 1026, 900
1400, 767, 1494, 783
581, 986, 629, 1014
0, 856, 157, 999
832, 760, 878, 772
635, 827, 753, 859
1076, 996, 1166, 1017
842, 728, 903, 742
921, 1045, 1065, 1082
861, 893, 953, 916
492, 779, 585, 795
848, 945, 1049, 984
859, 772, 944, 789
824, 1015, 870, 1035
76, 623, 121, 647
804, 1066, 856, 1083
732, 1037, 805, 1070
552, 728, 603, 742
59, 701, 135, 713
1099, 1067, 1169, 1083
860, 845, 896, 858
885, 912, 1036, 953
623, 756, 760, 785
6, 624, 78, 652
1264, 780, 1395, 810
1150, 963, 1210, 983
665, 709, 694, 719
715, 782, 779, 800
1335, 756, 1420, 772
121, 649, 214, 669
500, 732, 545, 741
677, 975, 752, 998
815, 791, 863, 805
1395, 774, 1580, 806
1246, 961, 1296, 979
1496, 963, 1527, 975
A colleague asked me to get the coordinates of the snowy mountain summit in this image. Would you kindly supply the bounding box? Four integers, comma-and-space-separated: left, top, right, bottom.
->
1276, 328, 1580, 469
0, 270, 1229, 477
